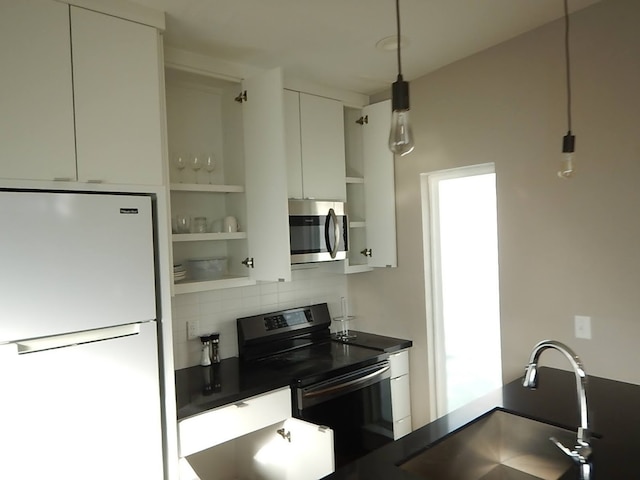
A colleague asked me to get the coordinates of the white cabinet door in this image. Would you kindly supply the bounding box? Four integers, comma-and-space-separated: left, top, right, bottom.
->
0, 0, 76, 181
300, 93, 346, 201
71, 7, 164, 185
363, 100, 397, 267
242, 68, 291, 282
284, 89, 303, 198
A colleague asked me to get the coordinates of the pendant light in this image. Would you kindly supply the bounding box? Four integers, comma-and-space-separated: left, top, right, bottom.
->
558, 0, 575, 178
388, 0, 415, 156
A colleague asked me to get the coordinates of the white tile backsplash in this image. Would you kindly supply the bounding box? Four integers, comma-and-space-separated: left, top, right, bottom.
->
171, 266, 348, 369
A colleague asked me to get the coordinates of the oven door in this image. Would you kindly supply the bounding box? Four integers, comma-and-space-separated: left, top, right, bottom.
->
293, 361, 393, 468
289, 199, 348, 264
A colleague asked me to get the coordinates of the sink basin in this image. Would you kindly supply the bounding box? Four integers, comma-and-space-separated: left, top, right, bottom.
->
400, 409, 578, 480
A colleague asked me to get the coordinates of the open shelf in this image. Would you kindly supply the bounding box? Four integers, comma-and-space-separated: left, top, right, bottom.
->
170, 183, 244, 193
172, 232, 247, 242
173, 275, 256, 294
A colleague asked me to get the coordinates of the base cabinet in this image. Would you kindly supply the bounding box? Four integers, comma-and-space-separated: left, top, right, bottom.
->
178, 388, 334, 480
389, 349, 412, 439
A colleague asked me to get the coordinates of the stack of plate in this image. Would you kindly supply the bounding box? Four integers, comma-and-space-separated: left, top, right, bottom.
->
173, 264, 187, 282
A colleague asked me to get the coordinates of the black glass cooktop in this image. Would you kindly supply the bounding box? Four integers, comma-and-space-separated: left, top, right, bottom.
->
252, 340, 388, 387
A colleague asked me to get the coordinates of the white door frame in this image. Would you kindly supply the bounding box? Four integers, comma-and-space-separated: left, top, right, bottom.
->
420, 162, 496, 420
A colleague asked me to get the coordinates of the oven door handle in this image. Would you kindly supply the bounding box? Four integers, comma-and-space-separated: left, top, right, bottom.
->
303, 363, 390, 399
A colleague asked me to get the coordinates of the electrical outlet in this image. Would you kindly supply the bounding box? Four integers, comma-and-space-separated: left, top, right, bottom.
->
574, 315, 592, 339
187, 320, 199, 340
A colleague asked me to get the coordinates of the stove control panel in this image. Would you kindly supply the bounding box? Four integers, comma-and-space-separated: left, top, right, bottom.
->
264, 309, 313, 331
237, 303, 332, 349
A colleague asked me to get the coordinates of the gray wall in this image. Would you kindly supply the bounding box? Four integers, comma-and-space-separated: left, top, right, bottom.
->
349, 0, 640, 429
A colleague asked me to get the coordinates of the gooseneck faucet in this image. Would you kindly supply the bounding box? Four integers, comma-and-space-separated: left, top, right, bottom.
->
523, 340, 592, 475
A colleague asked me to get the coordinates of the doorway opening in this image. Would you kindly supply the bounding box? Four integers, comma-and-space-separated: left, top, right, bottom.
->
421, 163, 502, 419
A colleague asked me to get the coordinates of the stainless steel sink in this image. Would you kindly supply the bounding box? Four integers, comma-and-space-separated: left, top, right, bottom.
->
400, 410, 578, 480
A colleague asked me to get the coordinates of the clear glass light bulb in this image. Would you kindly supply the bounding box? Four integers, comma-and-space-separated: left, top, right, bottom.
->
388, 109, 415, 156
558, 152, 574, 179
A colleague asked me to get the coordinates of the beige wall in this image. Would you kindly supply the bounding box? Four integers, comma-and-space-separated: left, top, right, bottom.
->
349, 0, 640, 429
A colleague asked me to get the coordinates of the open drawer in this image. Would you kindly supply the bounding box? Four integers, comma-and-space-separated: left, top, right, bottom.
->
180, 417, 334, 480
178, 387, 291, 457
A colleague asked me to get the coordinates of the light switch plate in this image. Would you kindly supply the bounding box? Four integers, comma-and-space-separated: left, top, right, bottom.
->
187, 320, 199, 340
574, 315, 592, 339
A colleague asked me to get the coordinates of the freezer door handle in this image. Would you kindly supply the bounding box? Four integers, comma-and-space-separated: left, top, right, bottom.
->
13, 323, 141, 354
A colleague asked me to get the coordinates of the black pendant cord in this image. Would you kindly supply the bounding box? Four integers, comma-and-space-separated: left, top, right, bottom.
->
396, 0, 402, 77
564, 0, 572, 133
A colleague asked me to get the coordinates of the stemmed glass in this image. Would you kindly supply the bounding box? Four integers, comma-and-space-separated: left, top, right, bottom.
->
174, 154, 186, 183
204, 155, 216, 184
190, 154, 202, 183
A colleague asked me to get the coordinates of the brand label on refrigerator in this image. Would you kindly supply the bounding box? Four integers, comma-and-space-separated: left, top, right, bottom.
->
119, 208, 139, 214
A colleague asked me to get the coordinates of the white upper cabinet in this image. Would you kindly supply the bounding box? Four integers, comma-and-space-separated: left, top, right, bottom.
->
284, 90, 303, 198
0, 0, 76, 181
0, 2, 164, 185
165, 66, 291, 292
344, 100, 397, 272
285, 91, 346, 201
71, 7, 164, 185
362, 100, 397, 268
243, 68, 292, 282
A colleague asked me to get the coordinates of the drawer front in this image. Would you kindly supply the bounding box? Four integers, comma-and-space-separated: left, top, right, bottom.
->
179, 387, 291, 457
389, 350, 409, 378
393, 416, 412, 440
391, 374, 411, 421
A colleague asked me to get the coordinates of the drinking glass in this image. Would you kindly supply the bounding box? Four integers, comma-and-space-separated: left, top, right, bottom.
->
174, 154, 186, 183
190, 154, 202, 183
176, 214, 190, 233
204, 155, 216, 184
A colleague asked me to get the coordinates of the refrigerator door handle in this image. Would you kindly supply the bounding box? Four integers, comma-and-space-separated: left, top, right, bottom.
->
14, 323, 141, 354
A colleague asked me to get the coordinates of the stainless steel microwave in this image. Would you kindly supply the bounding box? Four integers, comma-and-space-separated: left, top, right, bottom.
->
289, 199, 348, 264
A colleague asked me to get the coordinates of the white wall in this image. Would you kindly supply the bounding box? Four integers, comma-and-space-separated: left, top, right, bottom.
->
171, 266, 347, 369
349, 0, 640, 429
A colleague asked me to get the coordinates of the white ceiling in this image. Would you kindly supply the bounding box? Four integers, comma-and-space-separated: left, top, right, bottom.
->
130, 0, 601, 95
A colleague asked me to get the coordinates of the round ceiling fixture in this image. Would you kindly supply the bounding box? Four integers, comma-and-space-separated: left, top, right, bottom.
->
375, 35, 409, 52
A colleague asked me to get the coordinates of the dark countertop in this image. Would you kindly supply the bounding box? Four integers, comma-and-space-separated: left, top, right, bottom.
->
323, 367, 640, 479
332, 330, 413, 353
175, 357, 290, 420
175, 332, 412, 420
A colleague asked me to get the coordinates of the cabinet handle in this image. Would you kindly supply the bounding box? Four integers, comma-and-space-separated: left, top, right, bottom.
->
360, 248, 372, 257
54, 177, 74, 182
235, 90, 247, 103
355, 115, 368, 125
87, 179, 104, 184
235, 402, 249, 408
276, 428, 291, 442
242, 257, 254, 268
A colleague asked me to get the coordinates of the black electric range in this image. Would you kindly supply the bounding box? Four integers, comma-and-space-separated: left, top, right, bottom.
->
237, 303, 389, 387
237, 303, 404, 468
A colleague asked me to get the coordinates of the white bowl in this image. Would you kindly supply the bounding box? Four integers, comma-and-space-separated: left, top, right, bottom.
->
187, 257, 228, 280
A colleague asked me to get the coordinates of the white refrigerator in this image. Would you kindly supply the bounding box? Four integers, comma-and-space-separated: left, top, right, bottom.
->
0, 190, 164, 479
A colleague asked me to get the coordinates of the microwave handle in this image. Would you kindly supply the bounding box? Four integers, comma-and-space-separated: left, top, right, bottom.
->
325, 208, 340, 259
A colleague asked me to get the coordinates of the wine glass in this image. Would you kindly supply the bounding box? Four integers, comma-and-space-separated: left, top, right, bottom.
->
174, 153, 186, 183
190, 154, 202, 183
204, 155, 216, 184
